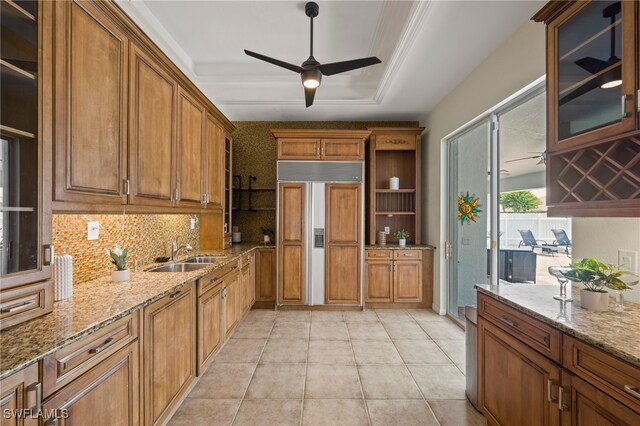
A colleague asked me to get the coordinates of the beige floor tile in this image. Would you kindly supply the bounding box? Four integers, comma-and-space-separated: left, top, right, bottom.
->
169, 399, 240, 426
270, 321, 310, 339
418, 320, 465, 340
307, 340, 354, 365
245, 364, 306, 399
302, 399, 369, 426
352, 340, 403, 365
232, 322, 273, 339
310, 311, 344, 322
276, 311, 311, 323
347, 322, 390, 340
358, 365, 422, 400
215, 339, 267, 363
428, 400, 487, 425
375, 310, 414, 323
366, 400, 439, 426
392, 339, 452, 365
233, 400, 302, 426
189, 363, 256, 399
457, 362, 466, 375
383, 322, 429, 340
260, 338, 308, 364
406, 309, 444, 322
343, 310, 379, 323
408, 365, 466, 400
244, 310, 277, 323
304, 364, 362, 399
436, 339, 465, 364
310, 321, 349, 341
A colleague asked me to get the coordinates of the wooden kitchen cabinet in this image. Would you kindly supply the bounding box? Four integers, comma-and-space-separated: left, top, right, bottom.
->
204, 114, 225, 209
241, 258, 251, 315
197, 282, 223, 375
364, 260, 393, 303
224, 270, 241, 338
0, 363, 40, 426
277, 138, 320, 160
278, 183, 306, 305
255, 247, 276, 307
273, 130, 370, 161
394, 260, 422, 303
128, 44, 177, 208
143, 283, 196, 426
177, 88, 205, 206
52, 0, 128, 206
42, 341, 141, 426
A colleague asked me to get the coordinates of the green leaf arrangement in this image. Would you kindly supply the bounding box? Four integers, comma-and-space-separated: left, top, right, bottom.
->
395, 230, 409, 240
561, 257, 633, 292
107, 245, 128, 271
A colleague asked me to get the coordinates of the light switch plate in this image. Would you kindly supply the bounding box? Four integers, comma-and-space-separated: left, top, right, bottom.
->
461, 237, 471, 245
618, 250, 638, 273
87, 221, 100, 240
384, 226, 390, 235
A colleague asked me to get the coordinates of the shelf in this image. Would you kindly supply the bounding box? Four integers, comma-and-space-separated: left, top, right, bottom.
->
1, 58, 35, 80
1, 206, 35, 212
375, 189, 416, 193
375, 212, 416, 216
559, 18, 621, 62
0, 124, 35, 138
1, 0, 36, 22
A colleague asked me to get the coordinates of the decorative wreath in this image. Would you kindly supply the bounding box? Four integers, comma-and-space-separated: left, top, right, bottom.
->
458, 192, 481, 224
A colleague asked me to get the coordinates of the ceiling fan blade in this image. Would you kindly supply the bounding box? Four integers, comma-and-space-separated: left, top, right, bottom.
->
505, 155, 543, 163
574, 56, 611, 75
318, 56, 381, 76
305, 86, 316, 108
244, 50, 303, 73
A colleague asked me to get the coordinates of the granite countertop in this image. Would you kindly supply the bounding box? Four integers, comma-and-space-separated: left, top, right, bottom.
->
365, 244, 436, 250
0, 243, 271, 380
475, 283, 640, 368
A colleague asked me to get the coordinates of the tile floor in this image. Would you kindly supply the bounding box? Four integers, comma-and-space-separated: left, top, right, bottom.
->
169, 309, 487, 426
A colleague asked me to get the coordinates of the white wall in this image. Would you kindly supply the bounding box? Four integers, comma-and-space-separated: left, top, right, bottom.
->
572, 218, 640, 304
421, 21, 545, 313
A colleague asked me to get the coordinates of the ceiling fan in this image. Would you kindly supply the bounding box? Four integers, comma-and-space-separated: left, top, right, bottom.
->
505, 151, 547, 166
244, 2, 382, 107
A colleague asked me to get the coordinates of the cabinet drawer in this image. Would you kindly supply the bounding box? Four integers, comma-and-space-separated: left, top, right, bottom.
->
43, 312, 139, 398
478, 293, 561, 363
563, 334, 640, 413
198, 261, 239, 295
393, 250, 422, 260
365, 250, 392, 260
375, 135, 416, 150
0, 281, 53, 330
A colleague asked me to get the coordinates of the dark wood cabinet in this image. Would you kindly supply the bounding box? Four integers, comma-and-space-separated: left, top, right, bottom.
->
533, 1, 640, 217
0, 363, 40, 426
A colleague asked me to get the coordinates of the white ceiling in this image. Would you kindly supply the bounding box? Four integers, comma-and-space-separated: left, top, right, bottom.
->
117, 0, 545, 121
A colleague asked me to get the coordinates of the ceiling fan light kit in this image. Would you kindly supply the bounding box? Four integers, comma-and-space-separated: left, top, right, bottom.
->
244, 1, 381, 107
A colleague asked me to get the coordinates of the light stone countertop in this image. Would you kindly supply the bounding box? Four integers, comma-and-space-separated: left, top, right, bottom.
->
0, 243, 273, 380
475, 283, 640, 368
365, 244, 436, 250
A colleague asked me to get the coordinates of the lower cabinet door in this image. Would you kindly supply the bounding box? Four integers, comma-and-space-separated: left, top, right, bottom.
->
197, 284, 223, 375
255, 248, 276, 302
365, 260, 393, 303
478, 317, 562, 426
224, 273, 240, 338
0, 363, 39, 426
241, 264, 251, 315
144, 284, 196, 426
43, 342, 140, 426
393, 260, 422, 303
562, 370, 640, 425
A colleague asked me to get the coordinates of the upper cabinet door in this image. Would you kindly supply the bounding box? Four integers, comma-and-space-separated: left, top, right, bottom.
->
204, 115, 224, 209
321, 139, 364, 160
177, 89, 205, 206
52, 0, 128, 205
277, 138, 320, 160
129, 45, 177, 207
549, 0, 637, 151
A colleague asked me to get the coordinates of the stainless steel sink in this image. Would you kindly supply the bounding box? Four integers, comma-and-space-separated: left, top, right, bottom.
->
147, 263, 210, 273
183, 256, 225, 264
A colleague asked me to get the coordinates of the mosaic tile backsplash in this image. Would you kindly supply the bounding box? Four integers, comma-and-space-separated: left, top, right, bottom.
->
52, 214, 200, 285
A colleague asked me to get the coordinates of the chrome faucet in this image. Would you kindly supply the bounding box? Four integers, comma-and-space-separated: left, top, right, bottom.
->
171, 237, 193, 261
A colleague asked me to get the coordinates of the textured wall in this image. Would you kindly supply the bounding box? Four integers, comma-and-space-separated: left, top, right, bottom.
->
52, 214, 200, 285
231, 121, 419, 242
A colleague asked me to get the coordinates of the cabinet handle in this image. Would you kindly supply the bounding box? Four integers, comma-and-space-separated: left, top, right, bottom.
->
45, 419, 58, 426
546, 379, 558, 403
27, 382, 41, 412
624, 385, 640, 400
558, 386, 569, 411
89, 337, 115, 354
1, 300, 36, 314
622, 94, 632, 118
169, 290, 182, 299
201, 193, 207, 204
637, 89, 640, 113
43, 244, 53, 266
499, 315, 518, 329
123, 179, 130, 195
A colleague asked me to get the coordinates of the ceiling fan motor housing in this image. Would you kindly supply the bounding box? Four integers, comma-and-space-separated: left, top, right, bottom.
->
305, 2, 319, 18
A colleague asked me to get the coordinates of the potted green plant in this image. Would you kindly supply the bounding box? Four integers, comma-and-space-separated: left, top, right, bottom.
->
261, 227, 274, 244
395, 230, 409, 248
107, 245, 129, 282
561, 257, 631, 311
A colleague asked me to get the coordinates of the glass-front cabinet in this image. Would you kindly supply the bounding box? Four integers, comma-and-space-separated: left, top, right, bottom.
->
548, 0, 637, 151
224, 134, 232, 248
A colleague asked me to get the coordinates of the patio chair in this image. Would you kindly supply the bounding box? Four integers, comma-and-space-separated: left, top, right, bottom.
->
551, 229, 572, 255
517, 229, 558, 255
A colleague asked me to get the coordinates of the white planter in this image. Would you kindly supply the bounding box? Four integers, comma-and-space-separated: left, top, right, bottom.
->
580, 288, 609, 311
398, 238, 406, 248
112, 269, 130, 282
263, 235, 271, 244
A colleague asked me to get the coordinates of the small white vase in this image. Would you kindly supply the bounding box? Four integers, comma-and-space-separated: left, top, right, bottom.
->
580, 288, 609, 311
389, 177, 400, 190
112, 269, 130, 282
398, 238, 406, 248
263, 235, 271, 244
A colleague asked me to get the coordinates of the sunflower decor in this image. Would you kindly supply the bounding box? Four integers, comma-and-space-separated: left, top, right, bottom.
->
458, 192, 481, 224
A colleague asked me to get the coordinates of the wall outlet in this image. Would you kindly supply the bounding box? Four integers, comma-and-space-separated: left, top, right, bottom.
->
384, 226, 390, 235
461, 237, 471, 246
87, 221, 100, 241
618, 250, 638, 274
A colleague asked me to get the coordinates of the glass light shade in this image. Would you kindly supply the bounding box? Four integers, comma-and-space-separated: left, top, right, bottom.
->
303, 78, 320, 88
600, 79, 622, 89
